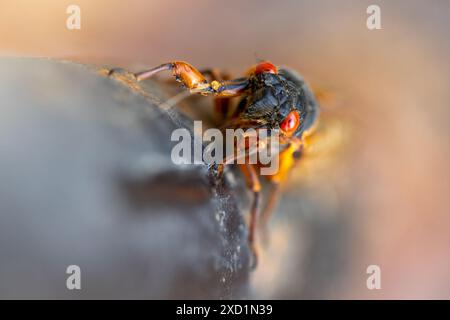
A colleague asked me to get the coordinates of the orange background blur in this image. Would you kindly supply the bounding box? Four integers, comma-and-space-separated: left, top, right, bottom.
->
1, 0, 449, 298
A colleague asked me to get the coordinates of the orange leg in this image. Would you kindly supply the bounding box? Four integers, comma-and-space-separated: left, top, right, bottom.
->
238, 163, 261, 268
259, 140, 303, 244
259, 182, 281, 242
135, 61, 248, 98
261, 183, 279, 219
260, 119, 319, 238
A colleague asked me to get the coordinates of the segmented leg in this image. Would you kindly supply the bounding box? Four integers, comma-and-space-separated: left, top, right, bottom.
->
258, 140, 303, 245
238, 163, 261, 268
135, 61, 248, 98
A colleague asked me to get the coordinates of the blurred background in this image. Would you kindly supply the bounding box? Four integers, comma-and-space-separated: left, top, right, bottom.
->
1, 0, 449, 299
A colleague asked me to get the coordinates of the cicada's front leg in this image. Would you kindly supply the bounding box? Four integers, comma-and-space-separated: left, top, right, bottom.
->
135, 61, 248, 98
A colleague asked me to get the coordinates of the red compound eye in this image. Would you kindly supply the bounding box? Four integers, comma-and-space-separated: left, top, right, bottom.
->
255, 61, 277, 75
280, 110, 300, 135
